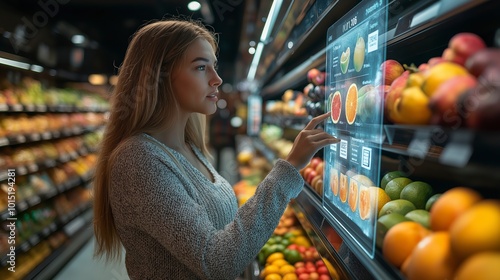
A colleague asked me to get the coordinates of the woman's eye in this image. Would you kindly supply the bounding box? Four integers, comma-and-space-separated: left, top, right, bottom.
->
197, 65, 206, 71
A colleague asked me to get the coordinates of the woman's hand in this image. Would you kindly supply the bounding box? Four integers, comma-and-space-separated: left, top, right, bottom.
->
285, 112, 340, 170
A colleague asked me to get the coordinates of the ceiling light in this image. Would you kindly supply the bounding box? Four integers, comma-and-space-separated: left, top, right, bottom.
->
188, 1, 201, 11
30, 64, 44, 73
0, 57, 30, 70
247, 0, 283, 82
248, 47, 256, 54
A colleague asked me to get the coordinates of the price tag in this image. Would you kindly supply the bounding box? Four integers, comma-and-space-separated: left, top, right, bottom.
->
408, 129, 431, 159
439, 130, 473, 167
0, 137, 9, 147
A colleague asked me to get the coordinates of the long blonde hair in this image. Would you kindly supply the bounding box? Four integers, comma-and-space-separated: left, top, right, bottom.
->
93, 19, 218, 261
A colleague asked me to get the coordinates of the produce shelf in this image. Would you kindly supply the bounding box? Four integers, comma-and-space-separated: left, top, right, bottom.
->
292, 187, 405, 280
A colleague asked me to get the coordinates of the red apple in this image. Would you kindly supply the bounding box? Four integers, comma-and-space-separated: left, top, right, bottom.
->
306, 170, 318, 185
380, 59, 405, 86
309, 272, 320, 280
429, 74, 477, 126
297, 246, 307, 254
315, 161, 324, 176
288, 244, 298, 251
315, 260, 325, 267
317, 265, 329, 275
306, 266, 317, 274
305, 261, 316, 268
309, 157, 322, 170
307, 68, 326, 86
428, 56, 446, 67
294, 261, 305, 268
442, 47, 467, 66
298, 273, 310, 280
385, 70, 410, 122
465, 48, 500, 77
296, 267, 307, 275
319, 275, 332, 280
449, 32, 486, 59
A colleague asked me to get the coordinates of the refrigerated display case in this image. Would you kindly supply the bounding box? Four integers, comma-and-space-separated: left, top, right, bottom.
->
250, 0, 500, 279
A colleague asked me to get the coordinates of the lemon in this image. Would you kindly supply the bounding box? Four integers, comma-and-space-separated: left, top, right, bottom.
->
379, 199, 416, 218
266, 252, 285, 264
380, 171, 406, 190
423, 62, 469, 97
400, 181, 434, 209
405, 209, 431, 228
385, 177, 412, 200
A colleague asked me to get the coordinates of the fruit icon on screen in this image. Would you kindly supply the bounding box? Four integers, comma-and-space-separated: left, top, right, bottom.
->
339, 173, 348, 203
348, 178, 359, 212
330, 168, 339, 196
330, 91, 342, 124
353, 36, 365, 72
340, 47, 350, 74
345, 83, 358, 125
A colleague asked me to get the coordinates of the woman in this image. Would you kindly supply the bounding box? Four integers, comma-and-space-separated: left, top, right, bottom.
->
93, 19, 338, 279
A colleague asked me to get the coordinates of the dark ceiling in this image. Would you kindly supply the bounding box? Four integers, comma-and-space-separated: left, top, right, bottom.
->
0, 0, 250, 85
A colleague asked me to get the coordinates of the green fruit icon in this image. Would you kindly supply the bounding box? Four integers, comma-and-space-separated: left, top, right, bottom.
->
340, 47, 350, 74
353, 36, 365, 72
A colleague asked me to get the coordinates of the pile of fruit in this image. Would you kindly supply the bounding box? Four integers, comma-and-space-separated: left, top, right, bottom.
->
377, 171, 500, 280
258, 207, 339, 280
299, 157, 325, 196
266, 68, 326, 117
380, 32, 500, 130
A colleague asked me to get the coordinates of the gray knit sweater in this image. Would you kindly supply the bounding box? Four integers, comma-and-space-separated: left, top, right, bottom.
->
108, 133, 304, 279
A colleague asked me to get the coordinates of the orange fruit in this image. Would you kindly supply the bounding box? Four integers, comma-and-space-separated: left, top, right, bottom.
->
261, 265, 280, 279
339, 173, 348, 203
455, 251, 500, 280
278, 264, 295, 276
348, 178, 359, 212
382, 221, 430, 268
345, 83, 358, 124
330, 91, 341, 123
267, 252, 285, 264
359, 186, 390, 220
282, 273, 298, 280
264, 273, 282, 280
404, 232, 458, 280
449, 199, 500, 261
271, 259, 290, 268
430, 187, 482, 231
330, 169, 339, 196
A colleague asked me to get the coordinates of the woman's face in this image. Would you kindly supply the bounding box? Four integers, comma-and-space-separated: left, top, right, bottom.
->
171, 38, 223, 115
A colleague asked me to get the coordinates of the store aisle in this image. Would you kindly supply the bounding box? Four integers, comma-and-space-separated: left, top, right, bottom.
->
53, 236, 129, 280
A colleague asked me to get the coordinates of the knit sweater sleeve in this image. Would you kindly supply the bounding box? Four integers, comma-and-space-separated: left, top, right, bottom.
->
109, 139, 304, 279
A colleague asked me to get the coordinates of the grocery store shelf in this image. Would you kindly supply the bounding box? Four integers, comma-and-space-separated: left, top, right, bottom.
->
24, 207, 94, 280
